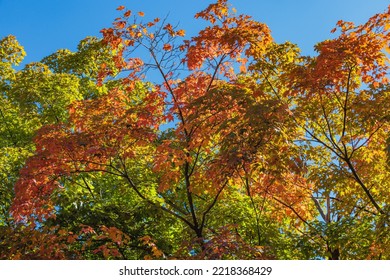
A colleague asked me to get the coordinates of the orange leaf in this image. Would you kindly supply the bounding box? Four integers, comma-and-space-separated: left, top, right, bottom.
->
138, 11, 145, 17
176, 29, 185, 37
116, 5, 125, 11
115, 21, 126, 29
163, 23, 175, 36
124, 10, 131, 17
163, 44, 172, 51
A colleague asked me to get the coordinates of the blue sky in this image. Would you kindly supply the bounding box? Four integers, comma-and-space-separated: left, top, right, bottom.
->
0, 0, 389, 65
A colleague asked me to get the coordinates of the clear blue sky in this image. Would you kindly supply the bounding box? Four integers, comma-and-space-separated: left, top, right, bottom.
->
0, 0, 389, 65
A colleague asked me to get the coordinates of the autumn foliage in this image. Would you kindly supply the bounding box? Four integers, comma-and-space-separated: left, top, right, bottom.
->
1, 1, 389, 259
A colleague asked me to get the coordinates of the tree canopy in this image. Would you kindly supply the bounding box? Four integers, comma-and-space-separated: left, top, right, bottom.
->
1, 0, 389, 260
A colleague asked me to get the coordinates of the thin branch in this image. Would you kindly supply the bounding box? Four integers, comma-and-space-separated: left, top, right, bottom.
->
184, 161, 200, 233
200, 180, 228, 233
344, 158, 385, 215
120, 161, 196, 231
81, 176, 96, 200
341, 67, 353, 139
272, 196, 327, 243
311, 196, 326, 221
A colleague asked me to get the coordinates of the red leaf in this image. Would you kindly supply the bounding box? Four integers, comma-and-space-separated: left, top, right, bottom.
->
163, 44, 172, 51
124, 10, 132, 17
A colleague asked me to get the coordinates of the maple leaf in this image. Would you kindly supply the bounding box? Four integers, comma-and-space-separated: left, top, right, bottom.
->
163, 43, 172, 51
124, 10, 131, 17
6, 1, 390, 262
176, 29, 186, 37
163, 23, 175, 36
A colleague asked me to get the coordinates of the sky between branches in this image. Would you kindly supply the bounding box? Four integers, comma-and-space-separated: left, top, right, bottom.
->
0, 0, 389, 65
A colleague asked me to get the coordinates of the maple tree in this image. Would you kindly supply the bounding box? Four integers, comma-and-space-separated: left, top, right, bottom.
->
288, 13, 390, 259
1, 0, 389, 259
0, 35, 134, 259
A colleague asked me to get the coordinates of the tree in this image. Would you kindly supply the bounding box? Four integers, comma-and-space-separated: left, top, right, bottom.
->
291, 13, 390, 259
0, 35, 28, 227
0, 34, 138, 259
4, 0, 390, 259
